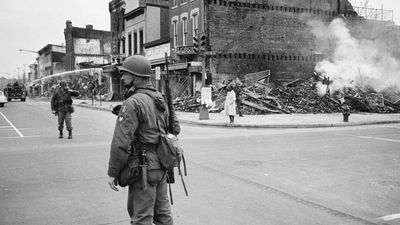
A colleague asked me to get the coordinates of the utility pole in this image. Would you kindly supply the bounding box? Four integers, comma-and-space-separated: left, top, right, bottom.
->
198, 0, 209, 120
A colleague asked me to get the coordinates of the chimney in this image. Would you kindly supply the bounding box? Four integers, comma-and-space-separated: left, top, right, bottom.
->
86, 25, 93, 30
66, 20, 72, 28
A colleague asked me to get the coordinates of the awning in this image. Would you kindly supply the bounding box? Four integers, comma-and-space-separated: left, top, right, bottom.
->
168, 62, 188, 71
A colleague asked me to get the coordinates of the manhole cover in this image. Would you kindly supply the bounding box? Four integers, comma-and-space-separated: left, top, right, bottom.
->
234, 160, 264, 166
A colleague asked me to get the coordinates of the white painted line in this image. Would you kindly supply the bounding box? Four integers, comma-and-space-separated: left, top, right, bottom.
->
349, 135, 400, 143
378, 213, 400, 221
0, 112, 24, 137
357, 135, 374, 139
0, 126, 13, 129
375, 138, 400, 143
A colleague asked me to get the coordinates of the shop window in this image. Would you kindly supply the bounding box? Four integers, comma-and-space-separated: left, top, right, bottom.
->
128, 33, 132, 55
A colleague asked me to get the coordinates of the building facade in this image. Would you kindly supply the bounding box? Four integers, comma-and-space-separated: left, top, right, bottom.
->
64, 20, 112, 71
107, 0, 170, 100
169, 0, 357, 92
37, 44, 66, 78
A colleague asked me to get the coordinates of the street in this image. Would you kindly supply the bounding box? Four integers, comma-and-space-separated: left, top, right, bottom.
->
1, 99, 400, 225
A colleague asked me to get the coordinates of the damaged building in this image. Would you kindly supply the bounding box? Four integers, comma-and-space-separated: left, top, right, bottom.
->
169, 0, 357, 92
64, 20, 112, 71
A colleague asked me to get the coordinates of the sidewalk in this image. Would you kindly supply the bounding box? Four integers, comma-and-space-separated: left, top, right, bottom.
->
68, 98, 400, 128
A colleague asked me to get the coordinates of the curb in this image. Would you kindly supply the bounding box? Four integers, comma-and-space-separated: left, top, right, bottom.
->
74, 103, 113, 112
178, 119, 400, 129
29, 97, 400, 129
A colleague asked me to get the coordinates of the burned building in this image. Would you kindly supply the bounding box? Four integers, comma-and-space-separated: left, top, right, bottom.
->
169, 0, 357, 93
64, 20, 112, 71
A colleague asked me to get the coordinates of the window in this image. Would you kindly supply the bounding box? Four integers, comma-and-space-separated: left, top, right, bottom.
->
172, 0, 177, 7
172, 20, 178, 48
117, 40, 120, 54
182, 17, 188, 46
122, 38, 125, 54
128, 34, 132, 55
192, 13, 198, 36
191, 8, 200, 36
139, 30, 144, 53
133, 32, 138, 54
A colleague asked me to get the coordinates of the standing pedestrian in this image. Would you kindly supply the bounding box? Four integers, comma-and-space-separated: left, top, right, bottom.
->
50, 80, 79, 139
224, 84, 236, 124
233, 78, 244, 117
107, 55, 180, 225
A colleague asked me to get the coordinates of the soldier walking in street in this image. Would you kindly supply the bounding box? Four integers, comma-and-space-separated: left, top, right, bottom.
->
50, 80, 79, 139
107, 55, 180, 225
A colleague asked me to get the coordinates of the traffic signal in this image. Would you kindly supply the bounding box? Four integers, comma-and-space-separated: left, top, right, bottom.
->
193, 34, 207, 54
199, 34, 207, 51
193, 36, 199, 54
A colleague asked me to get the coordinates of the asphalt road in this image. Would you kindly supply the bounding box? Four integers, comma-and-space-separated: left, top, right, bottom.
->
0, 99, 399, 225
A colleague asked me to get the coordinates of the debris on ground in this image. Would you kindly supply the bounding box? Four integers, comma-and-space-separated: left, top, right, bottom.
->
172, 73, 400, 114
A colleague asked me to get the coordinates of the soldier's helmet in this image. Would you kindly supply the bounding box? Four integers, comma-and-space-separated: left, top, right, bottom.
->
119, 55, 151, 78
59, 80, 67, 88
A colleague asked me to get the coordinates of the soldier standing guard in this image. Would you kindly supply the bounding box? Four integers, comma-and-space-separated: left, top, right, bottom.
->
107, 55, 180, 225
50, 80, 79, 139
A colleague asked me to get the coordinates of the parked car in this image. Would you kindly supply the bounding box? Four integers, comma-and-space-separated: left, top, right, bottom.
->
0, 91, 7, 107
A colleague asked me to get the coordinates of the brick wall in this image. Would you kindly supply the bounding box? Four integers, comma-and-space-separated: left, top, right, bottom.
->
207, 1, 336, 82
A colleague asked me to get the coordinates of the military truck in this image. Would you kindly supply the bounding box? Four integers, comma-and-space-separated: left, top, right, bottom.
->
3, 82, 27, 102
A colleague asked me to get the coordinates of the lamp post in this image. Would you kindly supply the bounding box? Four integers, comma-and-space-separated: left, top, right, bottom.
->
19, 49, 38, 54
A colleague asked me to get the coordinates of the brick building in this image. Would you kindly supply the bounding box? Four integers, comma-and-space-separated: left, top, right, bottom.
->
37, 44, 66, 78
64, 20, 112, 71
169, 0, 357, 92
107, 0, 170, 100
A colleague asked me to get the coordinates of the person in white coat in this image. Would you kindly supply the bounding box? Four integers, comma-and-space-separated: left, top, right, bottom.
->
224, 85, 236, 123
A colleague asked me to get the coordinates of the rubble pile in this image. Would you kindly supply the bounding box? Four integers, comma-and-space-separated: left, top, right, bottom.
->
172, 77, 400, 114
243, 79, 338, 114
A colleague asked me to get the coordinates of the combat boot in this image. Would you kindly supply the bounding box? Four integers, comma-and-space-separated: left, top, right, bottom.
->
59, 130, 63, 139
68, 130, 72, 139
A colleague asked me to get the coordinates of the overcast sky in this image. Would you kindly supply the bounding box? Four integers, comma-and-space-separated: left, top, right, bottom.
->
0, 0, 399, 80
0, 0, 110, 79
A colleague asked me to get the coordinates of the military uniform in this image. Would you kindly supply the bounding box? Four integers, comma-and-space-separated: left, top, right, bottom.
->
108, 84, 180, 225
50, 87, 79, 132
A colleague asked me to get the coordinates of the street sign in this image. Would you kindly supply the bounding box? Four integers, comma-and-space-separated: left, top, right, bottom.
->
201, 87, 212, 105
155, 67, 161, 80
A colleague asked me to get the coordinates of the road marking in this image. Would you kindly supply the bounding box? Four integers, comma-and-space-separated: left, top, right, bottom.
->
375, 138, 400, 143
0, 112, 23, 137
378, 213, 400, 221
0, 126, 13, 129
348, 134, 400, 143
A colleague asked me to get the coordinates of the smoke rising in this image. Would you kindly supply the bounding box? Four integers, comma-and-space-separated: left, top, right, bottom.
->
308, 18, 400, 93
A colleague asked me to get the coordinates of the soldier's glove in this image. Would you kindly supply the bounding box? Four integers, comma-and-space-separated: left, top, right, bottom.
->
112, 105, 122, 116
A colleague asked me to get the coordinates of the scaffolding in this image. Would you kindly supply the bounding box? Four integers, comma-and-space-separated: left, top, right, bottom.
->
349, 0, 394, 22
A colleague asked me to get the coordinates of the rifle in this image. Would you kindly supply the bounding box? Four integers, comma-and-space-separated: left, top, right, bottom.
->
164, 52, 175, 184
164, 53, 188, 204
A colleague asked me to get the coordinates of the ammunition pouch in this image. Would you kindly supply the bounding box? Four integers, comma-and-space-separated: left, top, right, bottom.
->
117, 154, 141, 187
117, 142, 141, 187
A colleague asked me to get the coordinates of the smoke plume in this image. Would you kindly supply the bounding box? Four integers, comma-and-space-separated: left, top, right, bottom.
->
308, 18, 400, 93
